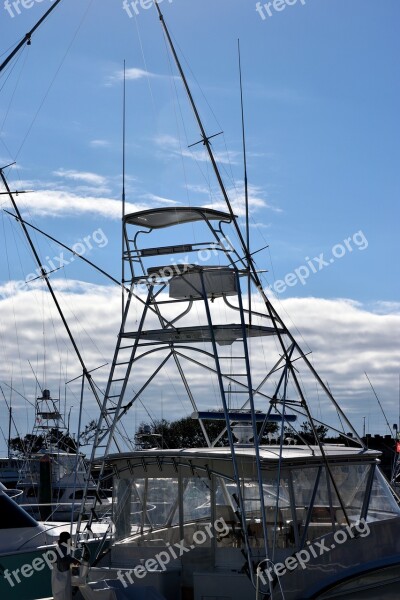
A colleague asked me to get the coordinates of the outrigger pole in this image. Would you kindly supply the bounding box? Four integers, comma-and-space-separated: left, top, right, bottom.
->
153, 2, 363, 448
0, 0, 64, 75
153, 1, 363, 568
237, 39, 252, 323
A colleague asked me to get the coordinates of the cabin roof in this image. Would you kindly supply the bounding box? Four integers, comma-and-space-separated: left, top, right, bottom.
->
98, 444, 380, 469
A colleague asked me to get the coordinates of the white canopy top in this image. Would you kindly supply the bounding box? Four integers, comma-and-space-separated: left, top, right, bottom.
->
124, 207, 234, 229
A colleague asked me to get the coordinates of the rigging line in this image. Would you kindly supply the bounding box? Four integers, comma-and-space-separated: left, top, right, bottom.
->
1, 210, 29, 399
0, 380, 35, 409
161, 24, 239, 195
365, 372, 392, 436
6, 203, 184, 332
0, 43, 27, 94
132, 9, 158, 121
28, 360, 43, 394
0, 168, 121, 454
0, 0, 64, 74
258, 268, 314, 356
0, 42, 21, 61
158, 26, 215, 210
162, 19, 232, 169
0, 48, 30, 168
14, 0, 95, 160
161, 25, 191, 205
3, 209, 128, 291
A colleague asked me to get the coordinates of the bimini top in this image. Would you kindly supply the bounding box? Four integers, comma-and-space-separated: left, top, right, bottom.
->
124, 207, 234, 229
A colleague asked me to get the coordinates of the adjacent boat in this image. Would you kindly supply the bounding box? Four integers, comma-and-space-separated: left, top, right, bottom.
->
1, 389, 112, 523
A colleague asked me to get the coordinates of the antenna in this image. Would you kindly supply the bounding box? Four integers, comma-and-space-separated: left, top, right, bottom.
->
8, 385, 12, 459
238, 39, 251, 323
122, 60, 127, 317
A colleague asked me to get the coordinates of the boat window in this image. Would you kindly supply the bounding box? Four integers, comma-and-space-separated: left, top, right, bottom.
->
142, 478, 178, 527
212, 476, 290, 519
181, 477, 211, 523
367, 468, 400, 520
315, 464, 371, 521
288, 463, 400, 543
113, 477, 180, 539
289, 465, 369, 542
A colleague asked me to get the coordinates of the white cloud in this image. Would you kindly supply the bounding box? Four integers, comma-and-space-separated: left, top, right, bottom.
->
141, 193, 181, 206
201, 182, 281, 218
118, 67, 155, 81
53, 169, 107, 187
107, 67, 179, 86
5, 189, 147, 220
248, 221, 271, 229
90, 139, 110, 148
0, 285, 398, 453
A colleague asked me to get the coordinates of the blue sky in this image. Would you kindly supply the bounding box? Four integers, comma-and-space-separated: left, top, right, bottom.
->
0, 0, 399, 452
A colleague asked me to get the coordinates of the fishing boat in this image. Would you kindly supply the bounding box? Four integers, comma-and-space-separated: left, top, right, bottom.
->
72, 203, 400, 599
2, 4, 399, 600
66, 5, 400, 599
0, 388, 112, 523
